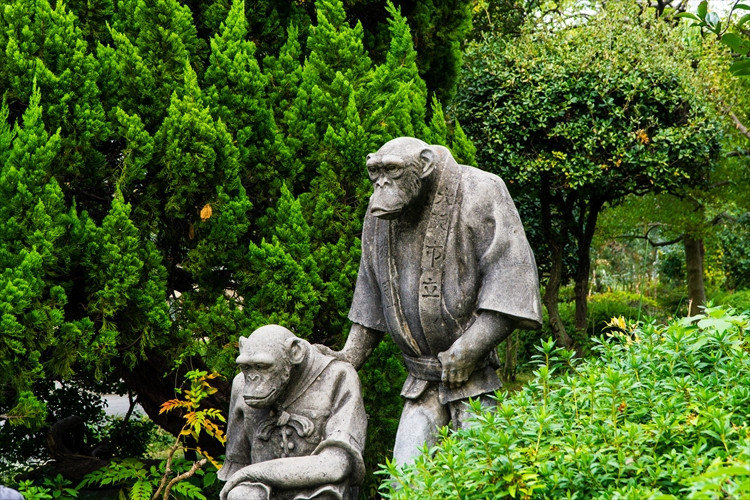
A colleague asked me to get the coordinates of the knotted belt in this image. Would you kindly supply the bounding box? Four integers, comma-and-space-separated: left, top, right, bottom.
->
402, 353, 489, 382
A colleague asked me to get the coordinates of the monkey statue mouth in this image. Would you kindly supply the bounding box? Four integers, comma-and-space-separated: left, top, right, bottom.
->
370, 206, 401, 220
243, 389, 278, 408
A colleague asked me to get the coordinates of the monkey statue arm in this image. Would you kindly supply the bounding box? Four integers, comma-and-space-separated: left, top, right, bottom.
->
315, 323, 384, 370
437, 310, 514, 389
219, 447, 352, 500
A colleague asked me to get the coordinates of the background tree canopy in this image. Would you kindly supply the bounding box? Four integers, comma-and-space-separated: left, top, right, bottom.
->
454, 0, 723, 348
0, 0, 474, 488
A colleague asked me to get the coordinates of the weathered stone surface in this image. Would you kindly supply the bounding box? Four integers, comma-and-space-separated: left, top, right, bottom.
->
0, 486, 22, 500
220, 325, 366, 500
335, 137, 542, 465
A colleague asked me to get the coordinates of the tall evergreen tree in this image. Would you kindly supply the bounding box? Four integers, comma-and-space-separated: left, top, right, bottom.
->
0, 0, 109, 212
0, 0, 477, 487
204, 0, 276, 180
0, 87, 83, 405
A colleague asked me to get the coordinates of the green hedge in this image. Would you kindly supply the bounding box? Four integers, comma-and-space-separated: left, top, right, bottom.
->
381, 306, 750, 498
713, 290, 750, 315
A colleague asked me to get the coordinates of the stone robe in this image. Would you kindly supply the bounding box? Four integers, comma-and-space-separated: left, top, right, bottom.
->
349, 150, 543, 404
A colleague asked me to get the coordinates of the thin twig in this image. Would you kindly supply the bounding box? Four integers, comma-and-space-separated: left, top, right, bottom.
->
729, 111, 750, 140
162, 458, 207, 500
151, 435, 182, 500
617, 233, 685, 247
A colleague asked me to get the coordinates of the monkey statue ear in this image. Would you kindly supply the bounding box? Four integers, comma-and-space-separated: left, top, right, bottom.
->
286, 338, 307, 365
419, 147, 436, 179
238, 336, 248, 351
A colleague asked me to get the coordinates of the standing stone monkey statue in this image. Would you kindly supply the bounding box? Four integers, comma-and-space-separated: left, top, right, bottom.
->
321, 137, 543, 466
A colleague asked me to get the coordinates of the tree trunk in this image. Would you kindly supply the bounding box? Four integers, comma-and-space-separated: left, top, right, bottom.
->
543, 239, 575, 349
501, 332, 517, 383
118, 352, 230, 459
573, 249, 592, 331
539, 174, 575, 349
684, 234, 706, 316
574, 199, 603, 331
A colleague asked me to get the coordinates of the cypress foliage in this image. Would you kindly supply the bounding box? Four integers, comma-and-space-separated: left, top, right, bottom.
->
241, 184, 324, 336
204, 0, 275, 179
0, 86, 78, 391
0, 0, 109, 201
365, 1, 428, 147
100, 0, 202, 130
80, 193, 172, 371
150, 64, 252, 293
0, 0, 476, 485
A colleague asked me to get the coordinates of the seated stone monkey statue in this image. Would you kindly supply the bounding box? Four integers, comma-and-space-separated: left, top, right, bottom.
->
219, 324, 367, 500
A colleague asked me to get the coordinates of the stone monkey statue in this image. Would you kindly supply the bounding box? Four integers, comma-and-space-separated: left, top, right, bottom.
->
220, 325, 366, 500
322, 137, 543, 466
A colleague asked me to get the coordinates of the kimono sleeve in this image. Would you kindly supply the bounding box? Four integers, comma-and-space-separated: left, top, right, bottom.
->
311, 362, 367, 486
347, 212, 387, 332
467, 172, 543, 330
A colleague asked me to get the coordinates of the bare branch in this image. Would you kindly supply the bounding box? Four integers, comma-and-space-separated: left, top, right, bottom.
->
151, 435, 182, 500
729, 111, 750, 140
707, 181, 731, 190
708, 211, 731, 226
162, 458, 207, 500
617, 233, 685, 247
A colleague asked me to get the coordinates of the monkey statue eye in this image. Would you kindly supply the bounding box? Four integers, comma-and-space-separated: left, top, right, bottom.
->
366, 165, 380, 182
385, 163, 404, 179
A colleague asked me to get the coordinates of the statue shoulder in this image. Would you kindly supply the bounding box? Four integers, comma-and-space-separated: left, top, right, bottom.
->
458, 164, 511, 209
328, 358, 360, 379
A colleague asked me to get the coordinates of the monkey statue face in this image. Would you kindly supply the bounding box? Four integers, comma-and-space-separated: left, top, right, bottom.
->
366, 138, 436, 220
236, 325, 306, 409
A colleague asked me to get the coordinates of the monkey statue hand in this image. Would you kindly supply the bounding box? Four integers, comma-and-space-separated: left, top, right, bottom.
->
438, 310, 514, 389
220, 468, 271, 500
437, 336, 484, 389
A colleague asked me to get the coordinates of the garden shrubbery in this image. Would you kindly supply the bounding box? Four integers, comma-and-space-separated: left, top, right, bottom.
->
515, 290, 665, 367
382, 306, 750, 499
714, 289, 750, 315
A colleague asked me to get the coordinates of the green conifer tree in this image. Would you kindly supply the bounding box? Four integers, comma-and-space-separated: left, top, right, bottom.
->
365, 2, 428, 143
151, 65, 252, 290
99, 0, 202, 130
280, 0, 373, 191
203, 0, 275, 181
241, 185, 324, 336
0, 87, 83, 406
80, 193, 172, 372
263, 24, 306, 186
65, 0, 114, 44
0, 0, 109, 208
424, 96, 476, 165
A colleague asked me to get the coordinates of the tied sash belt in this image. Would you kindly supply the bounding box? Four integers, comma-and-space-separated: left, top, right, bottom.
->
402, 353, 489, 382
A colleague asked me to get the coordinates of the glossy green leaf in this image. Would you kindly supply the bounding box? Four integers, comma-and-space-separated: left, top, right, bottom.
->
729, 58, 750, 75
720, 33, 746, 52
697, 0, 708, 18
675, 12, 700, 20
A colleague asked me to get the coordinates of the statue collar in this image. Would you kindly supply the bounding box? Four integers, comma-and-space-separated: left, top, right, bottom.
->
377, 155, 463, 357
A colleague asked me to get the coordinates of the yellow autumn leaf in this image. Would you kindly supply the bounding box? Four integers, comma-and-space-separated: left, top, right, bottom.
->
200, 203, 212, 221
